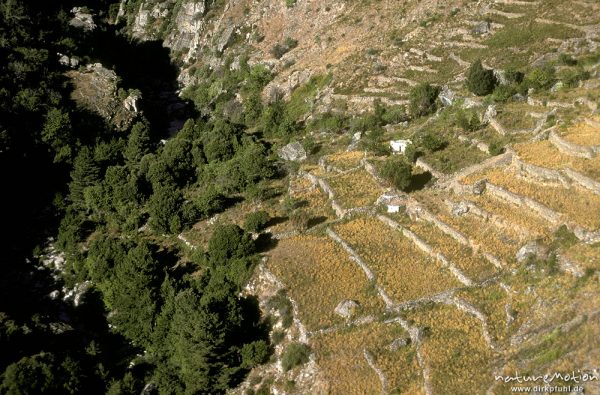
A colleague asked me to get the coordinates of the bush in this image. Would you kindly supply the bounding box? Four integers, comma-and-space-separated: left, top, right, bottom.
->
409, 83, 440, 117
281, 343, 310, 372
270, 37, 298, 59
285, 0, 297, 7
240, 340, 270, 369
419, 131, 447, 152
289, 210, 310, 232
379, 156, 413, 191
455, 109, 482, 132
466, 60, 497, 96
525, 65, 556, 90
244, 211, 270, 233
491, 84, 517, 103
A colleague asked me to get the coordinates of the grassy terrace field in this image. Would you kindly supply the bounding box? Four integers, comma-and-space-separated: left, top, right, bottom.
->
461, 193, 554, 240
422, 141, 490, 175
404, 304, 496, 394
400, 218, 498, 281
463, 168, 600, 230
266, 235, 385, 331
413, 190, 526, 263
559, 118, 600, 146
326, 170, 384, 208
514, 140, 600, 180
456, 284, 512, 344
333, 217, 461, 303
311, 321, 424, 395
322, 151, 365, 171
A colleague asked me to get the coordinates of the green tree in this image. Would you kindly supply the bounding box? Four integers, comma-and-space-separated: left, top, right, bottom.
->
244, 211, 270, 233
208, 224, 255, 264
379, 156, 413, 191
42, 108, 74, 163
105, 242, 161, 348
466, 60, 497, 96
409, 83, 440, 117
125, 121, 152, 167
240, 340, 270, 369
148, 184, 184, 234
69, 147, 100, 205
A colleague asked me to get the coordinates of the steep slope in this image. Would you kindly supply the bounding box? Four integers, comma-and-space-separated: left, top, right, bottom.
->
110, 0, 600, 394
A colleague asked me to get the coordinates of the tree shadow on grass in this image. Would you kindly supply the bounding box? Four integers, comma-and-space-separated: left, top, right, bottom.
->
406, 171, 434, 193
255, 233, 279, 253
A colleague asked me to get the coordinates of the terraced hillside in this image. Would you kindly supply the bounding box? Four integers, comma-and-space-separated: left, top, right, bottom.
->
113, 0, 600, 393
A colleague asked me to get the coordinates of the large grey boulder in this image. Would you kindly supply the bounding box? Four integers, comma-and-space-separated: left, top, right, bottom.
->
516, 241, 549, 264
451, 201, 470, 216
334, 300, 360, 318
439, 86, 456, 106
473, 21, 491, 35
278, 142, 307, 162
70, 7, 96, 32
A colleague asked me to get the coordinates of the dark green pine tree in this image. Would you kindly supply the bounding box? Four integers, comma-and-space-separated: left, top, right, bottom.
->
69, 146, 100, 206
466, 60, 497, 96
124, 121, 152, 167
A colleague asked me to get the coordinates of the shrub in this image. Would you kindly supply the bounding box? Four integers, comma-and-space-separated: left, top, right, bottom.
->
455, 109, 482, 132
289, 210, 310, 232
285, 0, 297, 7
559, 67, 590, 88
244, 211, 270, 233
281, 343, 310, 371
419, 131, 447, 152
270, 37, 298, 59
466, 60, 497, 96
409, 83, 440, 117
240, 340, 270, 369
491, 84, 517, 103
379, 156, 413, 191
525, 65, 556, 90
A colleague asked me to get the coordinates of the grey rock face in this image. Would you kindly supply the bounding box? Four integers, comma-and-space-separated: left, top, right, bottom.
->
334, 300, 360, 318
278, 142, 307, 162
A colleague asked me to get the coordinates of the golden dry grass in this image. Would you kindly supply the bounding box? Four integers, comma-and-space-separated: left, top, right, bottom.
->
405, 304, 496, 394
514, 140, 600, 180
312, 321, 424, 395
456, 284, 512, 344
333, 217, 461, 303
464, 168, 600, 230
561, 121, 600, 146
267, 235, 385, 331
405, 219, 498, 281
324, 150, 365, 171
327, 170, 383, 208
464, 194, 553, 240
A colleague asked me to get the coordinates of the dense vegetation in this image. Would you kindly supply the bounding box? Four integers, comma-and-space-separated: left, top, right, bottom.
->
0, 1, 276, 393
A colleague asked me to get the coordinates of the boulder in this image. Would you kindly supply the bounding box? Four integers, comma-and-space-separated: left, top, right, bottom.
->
278, 142, 307, 162
462, 98, 480, 109
483, 105, 497, 122
493, 70, 508, 86
387, 337, 411, 351
439, 85, 456, 106
473, 21, 491, 35
70, 7, 96, 32
473, 179, 487, 195
334, 300, 360, 318
516, 241, 549, 264
451, 201, 470, 216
